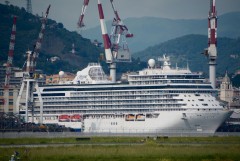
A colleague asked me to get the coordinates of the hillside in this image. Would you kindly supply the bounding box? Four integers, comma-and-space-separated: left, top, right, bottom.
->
0, 4, 103, 74
1, 4, 239, 80
81, 12, 240, 52
0, 4, 147, 75
133, 34, 240, 77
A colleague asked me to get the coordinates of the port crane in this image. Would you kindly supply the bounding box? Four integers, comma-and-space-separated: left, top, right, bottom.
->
78, 0, 133, 83
26, 0, 32, 14
16, 5, 51, 124
203, 0, 217, 89
77, 0, 89, 28
3, 16, 17, 113
109, 0, 133, 62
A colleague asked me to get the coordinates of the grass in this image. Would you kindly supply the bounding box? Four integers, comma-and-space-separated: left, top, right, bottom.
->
1, 136, 240, 161
1, 136, 240, 145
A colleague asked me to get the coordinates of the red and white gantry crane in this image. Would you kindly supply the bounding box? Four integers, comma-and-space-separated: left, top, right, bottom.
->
203, 0, 217, 89
3, 16, 17, 113
16, 5, 50, 124
109, 0, 133, 62
30, 4, 51, 76
78, 0, 89, 28
4, 16, 17, 89
77, 0, 133, 82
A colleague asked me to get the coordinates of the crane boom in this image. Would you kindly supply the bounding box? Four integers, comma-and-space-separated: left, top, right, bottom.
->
97, 0, 116, 83
109, 0, 133, 62
110, 0, 120, 21
110, 0, 133, 38
4, 16, 17, 88
97, 0, 113, 63
78, 0, 89, 28
208, 0, 217, 53
30, 5, 51, 76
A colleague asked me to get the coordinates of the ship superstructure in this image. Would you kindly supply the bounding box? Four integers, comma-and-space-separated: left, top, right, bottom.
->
20, 55, 232, 134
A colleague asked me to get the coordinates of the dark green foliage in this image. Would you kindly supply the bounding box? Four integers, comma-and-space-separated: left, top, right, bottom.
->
134, 35, 240, 78
0, 4, 148, 75
1, 4, 239, 78
0, 4, 101, 74
232, 74, 240, 87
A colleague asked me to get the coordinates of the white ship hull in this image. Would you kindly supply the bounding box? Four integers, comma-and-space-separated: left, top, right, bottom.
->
83, 110, 232, 134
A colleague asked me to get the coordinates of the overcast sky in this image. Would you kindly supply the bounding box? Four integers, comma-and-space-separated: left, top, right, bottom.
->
1, 0, 240, 31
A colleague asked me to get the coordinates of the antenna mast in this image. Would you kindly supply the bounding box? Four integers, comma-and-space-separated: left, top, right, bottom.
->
26, 0, 32, 14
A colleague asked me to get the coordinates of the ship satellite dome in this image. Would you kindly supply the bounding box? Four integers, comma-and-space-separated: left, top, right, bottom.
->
59, 71, 64, 77
148, 59, 155, 68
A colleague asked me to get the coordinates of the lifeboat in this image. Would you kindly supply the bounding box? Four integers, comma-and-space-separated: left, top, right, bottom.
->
135, 114, 145, 121
71, 114, 81, 122
125, 114, 135, 121
58, 115, 70, 122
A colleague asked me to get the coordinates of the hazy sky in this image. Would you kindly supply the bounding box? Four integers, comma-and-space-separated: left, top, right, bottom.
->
1, 0, 240, 31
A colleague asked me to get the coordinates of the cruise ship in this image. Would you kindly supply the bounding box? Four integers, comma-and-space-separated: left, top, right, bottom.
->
22, 55, 232, 134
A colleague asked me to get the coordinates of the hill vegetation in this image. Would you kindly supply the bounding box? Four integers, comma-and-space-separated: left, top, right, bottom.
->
0, 4, 145, 75
1, 4, 239, 85
0, 4, 103, 74
133, 34, 240, 78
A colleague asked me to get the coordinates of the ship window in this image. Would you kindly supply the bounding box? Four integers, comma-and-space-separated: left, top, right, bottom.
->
42, 93, 65, 97
9, 99, 13, 105
9, 90, 13, 96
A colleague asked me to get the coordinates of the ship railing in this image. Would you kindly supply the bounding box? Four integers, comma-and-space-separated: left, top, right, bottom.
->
88, 63, 100, 66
